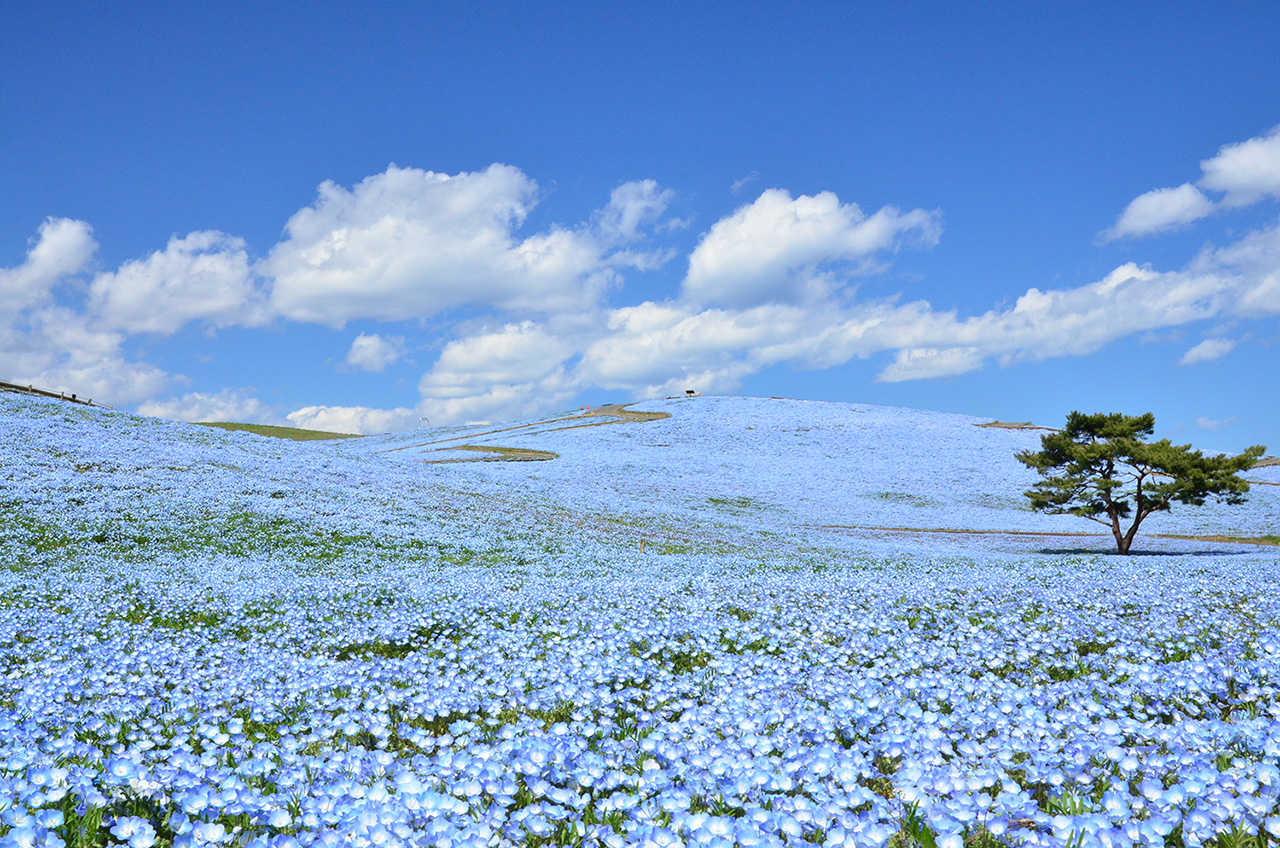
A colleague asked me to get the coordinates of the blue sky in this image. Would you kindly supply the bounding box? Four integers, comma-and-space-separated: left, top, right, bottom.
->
3, 2, 1279, 451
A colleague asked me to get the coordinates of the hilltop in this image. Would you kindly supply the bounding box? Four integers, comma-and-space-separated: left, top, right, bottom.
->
364, 395, 1279, 548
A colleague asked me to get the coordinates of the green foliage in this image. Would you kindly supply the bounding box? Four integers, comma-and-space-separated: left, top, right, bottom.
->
1015, 411, 1264, 554
892, 801, 938, 848
707, 495, 760, 510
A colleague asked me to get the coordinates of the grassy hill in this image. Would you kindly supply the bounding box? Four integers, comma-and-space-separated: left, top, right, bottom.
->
1, 392, 1278, 848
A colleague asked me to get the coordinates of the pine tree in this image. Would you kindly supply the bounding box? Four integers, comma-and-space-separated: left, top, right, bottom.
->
1015, 412, 1264, 554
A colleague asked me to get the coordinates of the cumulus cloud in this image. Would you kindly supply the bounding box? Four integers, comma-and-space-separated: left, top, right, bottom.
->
578, 302, 810, 391
1199, 125, 1280, 207
1104, 126, 1280, 240
285, 405, 416, 435
1100, 183, 1214, 241
417, 322, 577, 424
1179, 337, 1238, 365
570, 219, 1280, 400
421, 322, 573, 392
137, 389, 281, 424
345, 333, 405, 372
0, 217, 97, 312
138, 390, 417, 435
89, 231, 267, 334
263, 165, 667, 327
1192, 219, 1280, 317
10, 152, 1278, 430
0, 220, 173, 405
0, 167, 680, 420
414, 188, 1280, 424
682, 188, 941, 307
2, 310, 172, 405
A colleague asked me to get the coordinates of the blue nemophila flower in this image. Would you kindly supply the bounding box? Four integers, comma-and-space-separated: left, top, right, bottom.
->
110, 815, 158, 848
2, 393, 1280, 846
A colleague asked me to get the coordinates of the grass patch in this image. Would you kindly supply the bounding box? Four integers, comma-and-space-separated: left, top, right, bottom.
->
975, 420, 1055, 430
868, 491, 940, 508
425, 445, 559, 463
2, 499, 458, 569
197, 422, 360, 441
707, 495, 763, 512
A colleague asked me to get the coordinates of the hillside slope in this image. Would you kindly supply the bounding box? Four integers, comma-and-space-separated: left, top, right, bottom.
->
2, 393, 1279, 848
362, 395, 1279, 543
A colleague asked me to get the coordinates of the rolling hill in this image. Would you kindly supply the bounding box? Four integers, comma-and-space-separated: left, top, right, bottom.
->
1, 393, 1278, 848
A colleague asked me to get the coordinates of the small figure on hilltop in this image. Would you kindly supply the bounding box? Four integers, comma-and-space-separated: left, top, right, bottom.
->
1016, 411, 1265, 555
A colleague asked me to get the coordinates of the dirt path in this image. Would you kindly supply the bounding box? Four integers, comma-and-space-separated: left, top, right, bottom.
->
379, 403, 672, 462
810, 523, 1280, 547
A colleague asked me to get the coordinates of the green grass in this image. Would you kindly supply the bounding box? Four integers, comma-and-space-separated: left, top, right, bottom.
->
196, 422, 360, 441
0, 498, 478, 575
975, 420, 1053, 430
707, 495, 763, 512
868, 491, 940, 508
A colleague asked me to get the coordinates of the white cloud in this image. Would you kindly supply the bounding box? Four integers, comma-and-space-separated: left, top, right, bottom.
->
1104, 126, 1280, 240
420, 381, 577, 427
730, 172, 759, 195
877, 347, 985, 382
1, 311, 172, 405
1196, 415, 1235, 432
89, 231, 266, 334
417, 321, 577, 424
137, 389, 281, 423
0, 167, 682, 421
596, 180, 673, 244
422, 322, 574, 392
9, 156, 1279, 430
1199, 125, 1280, 207
345, 333, 405, 372
578, 302, 809, 390
263, 164, 636, 327
1100, 183, 1214, 241
416, 204, 1280, 422
1179, 337, 1237, 365
1192, 219, 1280, 317
0, 217, 97, 312
285, 405, 416, 435
682, 188, 941, 307
572, 219, 1280, 397
0, 220, 173, 405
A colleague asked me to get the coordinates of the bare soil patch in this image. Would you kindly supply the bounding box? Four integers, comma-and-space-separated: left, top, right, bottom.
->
421, 445, 559, 463
198, 422, 360, 441
975, 420, 1056, 431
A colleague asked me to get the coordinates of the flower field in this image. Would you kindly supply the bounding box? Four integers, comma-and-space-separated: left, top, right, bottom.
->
2, 394, 1278, 848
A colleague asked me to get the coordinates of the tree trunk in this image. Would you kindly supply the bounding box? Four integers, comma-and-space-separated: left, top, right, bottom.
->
1108, 508, 1128, 555
1119, 516, 1144, 556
